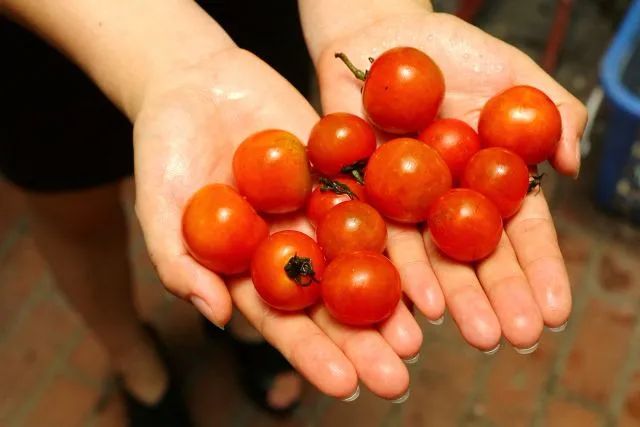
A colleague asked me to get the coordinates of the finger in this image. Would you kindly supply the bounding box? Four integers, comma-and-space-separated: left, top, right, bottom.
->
386, 223, 446, 322
423, 231, 502, 351
310, 305, 410, 400
475, 233, 544, 350
511, 54, 588, 177
136, 198, 233, 328
229, 276, 359, 399
505, 190, 571, 328
378, 301, 423, 360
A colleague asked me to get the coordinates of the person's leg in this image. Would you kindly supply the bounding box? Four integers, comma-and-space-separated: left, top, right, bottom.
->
228, 312, 303, 410
24, 182, 168, 405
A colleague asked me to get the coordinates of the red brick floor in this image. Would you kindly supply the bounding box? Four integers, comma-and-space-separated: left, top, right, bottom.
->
1, 149, 640, 427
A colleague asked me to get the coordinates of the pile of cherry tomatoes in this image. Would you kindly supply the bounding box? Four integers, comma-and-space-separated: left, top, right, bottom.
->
182, 46, 562, 327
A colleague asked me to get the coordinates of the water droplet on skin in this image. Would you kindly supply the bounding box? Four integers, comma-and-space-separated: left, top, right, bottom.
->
473, 64, 481, 72
427, 34, 434, 41
463, 53, 470, 60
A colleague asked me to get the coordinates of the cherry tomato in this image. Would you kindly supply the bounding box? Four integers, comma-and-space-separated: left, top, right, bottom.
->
182, 184, 268, 275
461, 148, 529, 218
427, 189, 502, 262
336, 47, 445, 134
321, 251, 401, 326
316, 200, 386, 260
478, 85, 562, 165
251, 230, 324, 311
233, 129, 312, 213
306, 177, 366, 227
417, 118, 481, 181
307, 113, 376, 179
365, 138, 452, 223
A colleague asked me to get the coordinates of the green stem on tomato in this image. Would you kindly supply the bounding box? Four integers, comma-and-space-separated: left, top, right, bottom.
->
284, 254, 319, 287
334, 52, 368, 81
341, 159, 367, 185
528, 173, 545, 194
319, 177, 358, 199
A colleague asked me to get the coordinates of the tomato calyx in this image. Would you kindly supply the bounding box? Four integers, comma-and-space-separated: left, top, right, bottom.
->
319, 177, 358, 200
284, 254, 319, 287
528, 173, 545, 194
340, 159, 367, 184
334, 52, 369, 81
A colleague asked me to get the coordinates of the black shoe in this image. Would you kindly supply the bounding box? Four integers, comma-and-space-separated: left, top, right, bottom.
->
121, 326, 193, 427
202, 317, 300, 416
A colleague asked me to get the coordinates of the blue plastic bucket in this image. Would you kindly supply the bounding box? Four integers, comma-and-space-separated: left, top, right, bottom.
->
597, 0, 640, 218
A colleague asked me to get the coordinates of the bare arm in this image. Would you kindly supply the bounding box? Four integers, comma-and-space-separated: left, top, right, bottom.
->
2, 0, 234, 119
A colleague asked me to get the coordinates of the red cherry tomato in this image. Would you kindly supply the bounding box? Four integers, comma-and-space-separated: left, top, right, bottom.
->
365, 138, 452, 223
461, 148, 529, 218
427, 189, 502, 262
417, 118, 481, 181
336, 47, 445, 134
233, 129, 312, 213
307, 113, 376, 178
478, 85, 562, 165
306, 177, 366, 227
316, 200, 387, 260
251, 230, 324, 311
182, 184, 268, 275
321, 251, 401, 326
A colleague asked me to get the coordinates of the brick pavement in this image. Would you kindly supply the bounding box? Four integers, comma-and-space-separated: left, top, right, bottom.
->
1, 1, 639, 426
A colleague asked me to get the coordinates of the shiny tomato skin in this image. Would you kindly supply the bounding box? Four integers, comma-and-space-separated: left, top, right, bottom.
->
363, 47, 445, 134
307, 113, 377, 176
233, 129, 312, 214
306, 177, 366, 227
316, 200, 387, 260
365, 138, 452, 223
182, 184, 268, 275
427, 189, 502, 262
251, 230, 324, 311
418, 118, 481, 181
461, 148, 529, 218
321, 251, 402, 326
478, 85, 562, 165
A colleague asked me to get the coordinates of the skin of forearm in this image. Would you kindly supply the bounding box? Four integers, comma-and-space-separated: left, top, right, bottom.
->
1, 0, 235, 120
298, 0, 433, 63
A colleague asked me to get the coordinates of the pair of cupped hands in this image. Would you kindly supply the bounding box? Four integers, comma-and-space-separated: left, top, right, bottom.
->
133, 12, 587, 400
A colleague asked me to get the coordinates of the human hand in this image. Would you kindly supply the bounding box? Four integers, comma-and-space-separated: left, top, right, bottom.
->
134, 48, 421, 400
314, 11, 587, 352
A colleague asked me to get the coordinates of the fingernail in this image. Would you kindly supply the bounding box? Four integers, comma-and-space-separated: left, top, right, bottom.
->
548, 321, 568, 333
483, 343, 501, 355
515, 341, 539, 355
574, 148, 581, 179
391, 389, 411, 404
402, 353, 420, 365
428, 315, 444, 326
341, 386, 360, 402
191, 296, 225, 330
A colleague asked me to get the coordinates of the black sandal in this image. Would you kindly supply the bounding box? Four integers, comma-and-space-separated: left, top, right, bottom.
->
120, 325, 193, 427
202, 318, 301, 416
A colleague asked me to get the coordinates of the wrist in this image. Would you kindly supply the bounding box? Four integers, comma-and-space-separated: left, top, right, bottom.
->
89, 0, 236, 120
299, 0, 433, 64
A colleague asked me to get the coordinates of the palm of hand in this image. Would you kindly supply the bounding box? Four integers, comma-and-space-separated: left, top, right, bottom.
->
317, 13, 586, 350
134, 47, 318, 313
